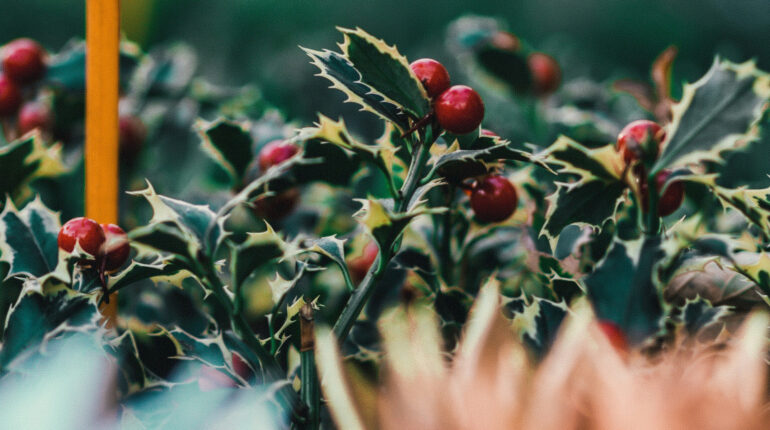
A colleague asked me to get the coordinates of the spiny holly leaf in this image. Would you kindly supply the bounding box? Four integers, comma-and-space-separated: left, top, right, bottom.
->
432, 137, 549, 183
128, 182, 226, 264
510, 297, 569, 357
338, 27, 430, 119
230, 225, 288, 290
297, 235, 354, 289
46, 39, 141, 91
353, 198, 444, 254
0, 136, 66, 205
653, 59, 770, 172
733, 252, 770, 295
107, 257, 181, 294
0, 196, 61, 279
539, 137, 627, 248
129, 44, 197, 98
678, 296, 731, 338
707, 181, 770, 240
197, 119, 254, 188
584, 238, 664, 343
0, 284, 100, 369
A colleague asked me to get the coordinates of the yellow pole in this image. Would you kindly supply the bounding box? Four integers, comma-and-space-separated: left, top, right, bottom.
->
86, 0, 120, 321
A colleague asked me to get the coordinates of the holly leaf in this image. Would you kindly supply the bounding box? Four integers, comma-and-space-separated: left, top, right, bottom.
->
229, 225, 288, 290
432, 136, 550, 182
0, 197, 61, 279
197, 119, 254, 188
107, 258, 181, 294
475, 46, 531, 94
0, 136, 66, 205
353, 198, 445, 252
653, 59, 770, 172
678, 296, 731, 338
510, 297, 569, 357
584, 238, 664, 343
337, 27, 430, 119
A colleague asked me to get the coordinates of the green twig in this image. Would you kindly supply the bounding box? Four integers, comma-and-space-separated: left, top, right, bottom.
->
299, 304, 320, 430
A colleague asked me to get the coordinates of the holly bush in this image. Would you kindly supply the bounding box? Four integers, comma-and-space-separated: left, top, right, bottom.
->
0, 15, 769, 429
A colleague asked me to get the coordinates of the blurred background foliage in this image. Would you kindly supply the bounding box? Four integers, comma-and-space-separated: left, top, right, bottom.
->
2, 0, 767, 134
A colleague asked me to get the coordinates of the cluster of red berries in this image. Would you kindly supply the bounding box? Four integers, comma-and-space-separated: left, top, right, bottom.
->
0, 38, 52, 136
616, 120, 684, 217
57, 217, 130, 272
409, 58, 484, 134
252, 139, 301, 221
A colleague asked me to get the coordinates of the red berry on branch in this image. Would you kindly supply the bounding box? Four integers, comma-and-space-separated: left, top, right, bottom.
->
655, 169, 684, 217
119, 115, 147, 161
17, 102, 52, 135
0, 74, 22, 117
598, 320, 629, 352
470, 175, 518, 223
58, 217, 106, 257
409, 58, 451, 98
101, 224, 130, 272
348, 240, 379, 283
616, 120, 664, 165
527, 52, 561, 96
258, 140, 299, 172
2, 38, 47, 84
435, 85, 485, 135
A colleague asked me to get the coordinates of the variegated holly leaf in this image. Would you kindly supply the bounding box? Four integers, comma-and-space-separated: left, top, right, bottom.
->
338, 27, 430, 119
354, 198, 444, 253
197, 119, 254, 188
431, 136, 549, 183
229, 225, 288, 290
303, 27, 430, 131
539, 137, 627, 248
0, 284, 100, 369
708, 181, 770, 240
653, 59, 770, 172
297, 235, 354, 290
584, 238, 664, 343
0, 196, 61, 279
0, 136, 66, 205
510, 297, 569, 357
678, 296, 731, 338
128, 182, 227, 269
107, 257, 181, 294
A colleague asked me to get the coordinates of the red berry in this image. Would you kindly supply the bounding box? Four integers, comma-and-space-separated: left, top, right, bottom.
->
258, 140, 299, 172
252, 188, 300, 222
435, 85, 485, 135
470, 175, 518, 223
119, 115, 147, 161
617, 120, 664, 165
409, 58, 451, 98
17, 102, 52, 135
2, 38, 46, 84
0, 74, 22, 117
58, 217, 105, 257
598, 320, 629, 352
348, 241, 379, 283
527, 52, 561, 96
655, 169, 684, 217
232, 353, 252, 381
101, 224, 130, 272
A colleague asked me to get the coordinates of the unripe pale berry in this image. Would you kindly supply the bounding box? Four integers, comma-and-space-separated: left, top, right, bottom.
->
348, 241, 379, 283
101, 224, 130, 272
58, 217, 105, 257
17, 102, 52, 135
258, 140, 299, 172
410, 58, 451, 98
470, 175, 517, 223
435, 85, 485, 135
0, 74, 22, 117
528, 52, 561, 96
2, 39, 46, 84
617, 120, 664, 165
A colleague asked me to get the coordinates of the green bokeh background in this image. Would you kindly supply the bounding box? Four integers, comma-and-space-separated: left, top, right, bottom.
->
2, 0, 767, 123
